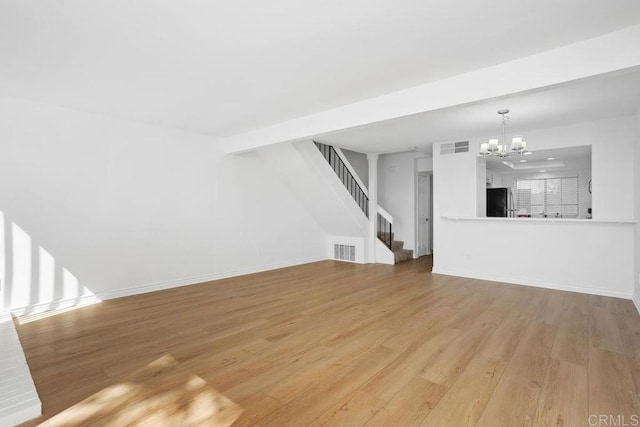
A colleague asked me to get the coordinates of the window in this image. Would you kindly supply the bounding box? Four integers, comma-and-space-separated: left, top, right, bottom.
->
516, 176, 579, 217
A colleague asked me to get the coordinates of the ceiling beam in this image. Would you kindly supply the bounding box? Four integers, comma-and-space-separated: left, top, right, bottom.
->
224, 25, 640, 154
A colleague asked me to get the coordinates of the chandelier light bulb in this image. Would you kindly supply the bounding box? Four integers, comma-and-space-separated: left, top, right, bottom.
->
511, 136, 523, 150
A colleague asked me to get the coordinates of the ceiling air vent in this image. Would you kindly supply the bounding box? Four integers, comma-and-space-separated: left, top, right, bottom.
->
440, 141, 469, 155
334, 244, 356, 262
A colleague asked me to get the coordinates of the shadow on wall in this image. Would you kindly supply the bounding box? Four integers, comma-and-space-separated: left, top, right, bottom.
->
1, 210, 100, 318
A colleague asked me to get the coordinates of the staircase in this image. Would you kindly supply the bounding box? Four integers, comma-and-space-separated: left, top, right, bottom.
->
314, 141, 412, 264
378, 232, 414, 263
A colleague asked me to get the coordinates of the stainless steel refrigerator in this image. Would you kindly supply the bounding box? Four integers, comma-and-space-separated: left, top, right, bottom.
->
486, 187, 513, 217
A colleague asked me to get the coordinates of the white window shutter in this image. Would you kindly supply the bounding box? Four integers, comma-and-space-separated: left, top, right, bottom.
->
516, 176, 579, 217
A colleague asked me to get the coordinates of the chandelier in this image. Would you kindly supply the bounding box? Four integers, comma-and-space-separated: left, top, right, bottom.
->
479, 109, 530, 157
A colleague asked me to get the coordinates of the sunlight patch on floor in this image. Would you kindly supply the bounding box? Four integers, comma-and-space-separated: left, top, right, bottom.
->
43, 355, 243, 426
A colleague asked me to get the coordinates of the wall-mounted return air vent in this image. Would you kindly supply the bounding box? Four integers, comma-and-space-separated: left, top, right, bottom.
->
440, 141, 469, 155
334, 244, 356, 262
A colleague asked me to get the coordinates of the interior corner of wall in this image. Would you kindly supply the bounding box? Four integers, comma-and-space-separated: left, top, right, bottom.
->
633, 286, 640, 316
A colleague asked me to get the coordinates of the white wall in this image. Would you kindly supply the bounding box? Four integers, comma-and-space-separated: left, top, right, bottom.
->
0, 96, 328, 314
341, 149, 368, 187
433, 116, 636, 298
416, 157, 433, 173
378, 152, 432, 252
635, 108, 640, 310
255, 140, 371, 262
483, 117, 633, 219
434, 218, 634, 298
476, 157, 487, 217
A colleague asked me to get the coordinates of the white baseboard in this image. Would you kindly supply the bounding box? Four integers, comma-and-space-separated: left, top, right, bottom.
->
431, 267, 633, 300
8, 255, 328, 317
10, 295, 102, 317
8, 258, 633, 316
98, 255, 327, 301
4, 256, 327, 425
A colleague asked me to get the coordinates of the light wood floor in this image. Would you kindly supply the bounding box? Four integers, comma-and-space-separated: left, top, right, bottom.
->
15, 257, 640, 426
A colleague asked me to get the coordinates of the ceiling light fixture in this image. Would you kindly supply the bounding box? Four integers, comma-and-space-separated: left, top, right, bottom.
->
547, 157, 555, 160
479, 109, 530, 158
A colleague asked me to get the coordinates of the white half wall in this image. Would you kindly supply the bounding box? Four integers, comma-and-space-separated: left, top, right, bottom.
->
327, 236, 366, 264
433, 116, 636, 298
375, 239, 395, 265
435, 218, 634, 298
0, 96, 328, 314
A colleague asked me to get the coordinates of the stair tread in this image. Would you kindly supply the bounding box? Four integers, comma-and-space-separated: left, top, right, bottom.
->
393, 248, 413, 264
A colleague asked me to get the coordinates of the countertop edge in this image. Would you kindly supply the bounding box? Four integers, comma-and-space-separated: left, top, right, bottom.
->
441, 216, 637, 224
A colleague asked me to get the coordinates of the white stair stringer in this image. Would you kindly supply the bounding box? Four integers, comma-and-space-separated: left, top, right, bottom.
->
301, 141, 397, 265
256, 140, 397, 264
255, 141, 369, 262
375, 239, 395, 265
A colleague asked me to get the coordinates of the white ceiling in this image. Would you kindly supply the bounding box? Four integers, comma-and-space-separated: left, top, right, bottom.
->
1, 1, 639, 138
321, 67, 640, 154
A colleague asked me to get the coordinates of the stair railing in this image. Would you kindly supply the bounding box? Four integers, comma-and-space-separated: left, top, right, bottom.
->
377, 207, 393, 249
314, 141, 369, 217
313, 141, 394, 250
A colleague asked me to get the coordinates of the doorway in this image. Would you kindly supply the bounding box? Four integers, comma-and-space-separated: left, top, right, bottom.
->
415, 172, 432, 257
